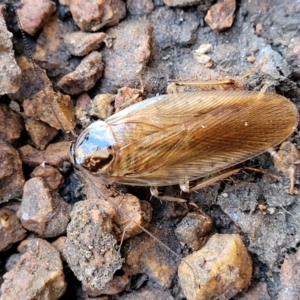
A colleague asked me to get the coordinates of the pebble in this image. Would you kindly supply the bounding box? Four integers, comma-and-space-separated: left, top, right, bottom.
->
30, 165, 64, 190
0, 208, 27, 251
0, 238, 66, 300
0, 104, 24, 145
178, 234, 252, 300
0, 142, 25, 203
69, 0, 126, 32
17, 177, 72, 238
64, 199, 123, 296
16, 0, 56, 36
0, 12, 21, 95
18, 141, 72, 168
205, 0, 236, 31
58, 51, 103, 95
24, 118, 58, 150
64, 31, 109, 56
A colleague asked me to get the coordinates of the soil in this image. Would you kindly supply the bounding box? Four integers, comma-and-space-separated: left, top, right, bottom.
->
1, 0, 300, 299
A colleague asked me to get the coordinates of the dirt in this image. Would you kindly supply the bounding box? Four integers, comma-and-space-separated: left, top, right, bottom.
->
1, 0, 300, 299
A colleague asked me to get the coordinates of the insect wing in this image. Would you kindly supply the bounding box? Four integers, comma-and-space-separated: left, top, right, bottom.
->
105, 91, 298, 186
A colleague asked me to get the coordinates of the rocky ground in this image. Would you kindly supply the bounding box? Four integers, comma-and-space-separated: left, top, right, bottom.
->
0, 0, 300, 299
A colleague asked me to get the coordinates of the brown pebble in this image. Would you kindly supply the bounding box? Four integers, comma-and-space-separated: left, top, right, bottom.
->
0, 208, 27, 252
25, 118, 58, 150
57, 51, 103, 95
19, 141, 72, 168
64, 31, 109, 56
0, 13, 21, 95
0, 238, 66, 300
30, 165, 64, 190
23, 88, 76, 132
115, 87, 142, 112
126, 0, 154, 15
175, 212, 214, 251
205, 0, 236, 31
0, 104, 24, 145
89, 94, 115, 119
255, 23, 264, 36
17, 177, 72, 238
178, 234, 252, 300
16, 0, 56, 36
247, 55, 256, 63
69, 0, 126, 32
64, 199, 123, 295
0, 142, 25, 203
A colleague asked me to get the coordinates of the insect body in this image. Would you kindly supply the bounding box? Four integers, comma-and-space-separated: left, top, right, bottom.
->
71, 90, 298, 188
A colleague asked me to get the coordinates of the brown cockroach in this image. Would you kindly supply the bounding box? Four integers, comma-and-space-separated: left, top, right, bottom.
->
71, 89, 298, 192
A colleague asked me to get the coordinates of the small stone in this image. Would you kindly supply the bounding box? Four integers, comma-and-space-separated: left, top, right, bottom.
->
0, 104, 24, 145
126, 0, 154, 15
57, 51, 103, 95
89, 94, 115, 119
69, 0, 126, 32
178, 234, 252, 300
0, 142, 25, 203
247, 55, 256, 63
64, 31, 109, 56
194, 53, 212, 65
23, 88, 76, 132
115, 87, 142, 112
175, 212, 214, 251
205, 0, 236, 31
18, 141, 72, 168
16, 0, 56, 36
0, 238, 66, 300
0, 208, 27, 251
17, 177, 72, 238
30, 165, 64, 190
64, 199, 123, 295
25, 118, 59, 150
0, 12, 21, 95
194, 44, 212, 55
255, 23, 264, 36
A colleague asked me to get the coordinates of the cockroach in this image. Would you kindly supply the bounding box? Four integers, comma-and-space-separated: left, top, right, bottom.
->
71, 89, 298, 192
